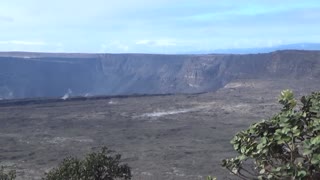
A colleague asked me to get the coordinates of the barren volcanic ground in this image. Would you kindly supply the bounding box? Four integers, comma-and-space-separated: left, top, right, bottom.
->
0, 78, 319, 180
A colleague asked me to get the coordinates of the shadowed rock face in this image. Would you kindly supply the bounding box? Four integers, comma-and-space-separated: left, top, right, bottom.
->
0, 50, 320, 99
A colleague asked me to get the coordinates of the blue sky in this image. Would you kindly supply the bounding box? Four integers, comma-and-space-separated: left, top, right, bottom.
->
0, 0, 320, 53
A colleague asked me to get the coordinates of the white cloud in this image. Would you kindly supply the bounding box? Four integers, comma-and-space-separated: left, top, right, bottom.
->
155, 40, 177, 47
100, 41, 129, 53
0, 40, 46, 46
0, 40, 66, 52
135, 40, 151, 45
135, 39, 177, 47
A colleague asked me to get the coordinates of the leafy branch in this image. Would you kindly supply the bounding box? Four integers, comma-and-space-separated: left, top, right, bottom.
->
222, 90, 320, 179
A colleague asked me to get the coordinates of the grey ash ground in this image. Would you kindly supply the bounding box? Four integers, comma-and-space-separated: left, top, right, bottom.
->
0, 79, 319, 180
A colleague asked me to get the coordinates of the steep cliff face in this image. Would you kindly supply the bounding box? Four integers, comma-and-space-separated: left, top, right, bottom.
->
0, 57, 102, 99
0, 50, 319, 99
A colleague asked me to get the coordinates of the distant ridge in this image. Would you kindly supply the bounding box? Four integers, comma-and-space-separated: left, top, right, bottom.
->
0, 50, 320, 100
1, 43, 320, 56
186, 43, 320, 54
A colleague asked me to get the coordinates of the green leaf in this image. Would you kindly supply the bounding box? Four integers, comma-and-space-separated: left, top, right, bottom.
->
259, 169, 265, 174
311, 136, 320, 145
297, 170, 307, 177
303, 149, 313, 156
261, 137, 267, 144
311, 156, 320, 165
311, 159, 319, 165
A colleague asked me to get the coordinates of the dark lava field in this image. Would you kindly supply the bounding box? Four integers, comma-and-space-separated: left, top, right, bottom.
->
0, 78, 319, 180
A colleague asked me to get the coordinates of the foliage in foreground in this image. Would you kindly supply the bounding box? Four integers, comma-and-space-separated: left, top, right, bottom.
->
43, 147, 131, 180
206, 175, 217, 180
0, 166, 16, 180
222, 90, 320, 179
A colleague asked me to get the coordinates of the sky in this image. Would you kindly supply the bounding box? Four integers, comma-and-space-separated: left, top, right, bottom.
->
0, 0, 320, 53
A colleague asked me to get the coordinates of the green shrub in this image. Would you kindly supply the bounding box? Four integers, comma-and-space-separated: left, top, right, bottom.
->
0, 166, 16, 180
222, 90, 320, 179
206, 175, 216, 180
43, 147, 131, 180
